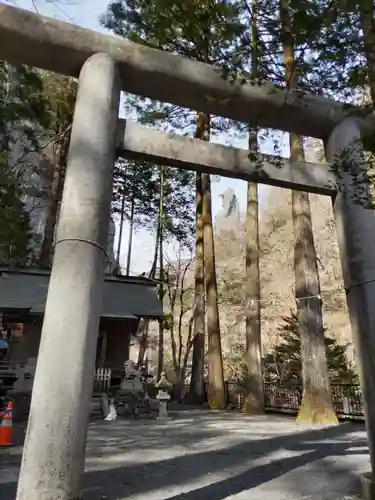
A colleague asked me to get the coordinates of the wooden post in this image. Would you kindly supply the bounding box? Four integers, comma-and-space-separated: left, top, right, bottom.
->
98, 331, 107, 368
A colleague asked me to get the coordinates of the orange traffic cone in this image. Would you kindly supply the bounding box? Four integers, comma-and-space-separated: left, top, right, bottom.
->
0, 401, 13, 446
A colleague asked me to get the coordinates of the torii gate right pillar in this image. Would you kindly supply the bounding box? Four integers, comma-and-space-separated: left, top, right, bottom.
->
326, 118, 375, 498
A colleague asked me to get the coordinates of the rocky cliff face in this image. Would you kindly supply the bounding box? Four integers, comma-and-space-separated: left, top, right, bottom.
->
214, 188, 242, 233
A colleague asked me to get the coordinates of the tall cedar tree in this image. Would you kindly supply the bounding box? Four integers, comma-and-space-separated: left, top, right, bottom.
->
280, 0, 337, 424
102, 0, 248, 407
114, 159, 194, 366
157, 166, 165, 378
188, 169, 205, 403
198, 113, 226, 409
113, 159, 157, 273
243, 0, 263, 413
112, 159, 195, 272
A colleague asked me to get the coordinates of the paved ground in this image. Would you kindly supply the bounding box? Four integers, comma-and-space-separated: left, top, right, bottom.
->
0, 407, 369, 499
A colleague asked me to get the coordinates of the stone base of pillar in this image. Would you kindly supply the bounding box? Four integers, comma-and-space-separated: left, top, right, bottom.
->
361, 472, 375, 499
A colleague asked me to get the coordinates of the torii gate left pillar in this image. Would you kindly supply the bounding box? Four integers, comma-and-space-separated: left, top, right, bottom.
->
16, 53, 120, 500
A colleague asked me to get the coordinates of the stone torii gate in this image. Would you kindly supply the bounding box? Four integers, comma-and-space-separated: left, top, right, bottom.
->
1, 4, 375, 499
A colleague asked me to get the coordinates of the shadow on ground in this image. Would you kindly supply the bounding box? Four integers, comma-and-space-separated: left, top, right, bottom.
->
83, 418, 367, 499
0, 408, 368, 500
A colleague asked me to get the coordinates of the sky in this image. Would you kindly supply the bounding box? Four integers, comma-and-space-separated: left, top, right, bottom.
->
2, 0, 291, 273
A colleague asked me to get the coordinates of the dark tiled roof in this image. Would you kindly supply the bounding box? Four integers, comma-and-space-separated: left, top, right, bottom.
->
0, 269, 163, 319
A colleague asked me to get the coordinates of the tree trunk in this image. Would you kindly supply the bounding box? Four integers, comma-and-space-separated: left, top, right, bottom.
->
196, 112, 225, 409
187, 171, 206, 404
38, 139, 66, 268
149, 218, 161, 279
360, 0, 375, 106
293, 186, 336, 424
172, 365, 185, 401
125, 193, 135, 275
157, 167, 164, 380
116, 177, 127, 269
202, 170, 225, 409
136, 223, 160, 368
280, 0, 337, 424
244, 179, 263, 412
243, 0, 263, 414
137, 319, 149, 367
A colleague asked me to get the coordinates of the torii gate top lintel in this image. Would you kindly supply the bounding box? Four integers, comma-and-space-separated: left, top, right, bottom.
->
1, 4, 375, 140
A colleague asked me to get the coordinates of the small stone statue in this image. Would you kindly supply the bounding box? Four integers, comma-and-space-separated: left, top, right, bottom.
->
120, 360, 142, 393
13, 358, 37, 391
104, 399, 117, 421
124, 360, 139, 376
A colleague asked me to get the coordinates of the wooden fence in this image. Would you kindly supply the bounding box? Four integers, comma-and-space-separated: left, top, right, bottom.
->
93, 367, 112, 394
226, 382, 364, 421
1, 363, 366, 422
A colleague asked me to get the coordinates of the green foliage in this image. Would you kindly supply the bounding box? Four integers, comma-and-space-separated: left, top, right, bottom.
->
217, 267, 246, 305
102, 0, 247, 64
102, 1, 237, 247
0, 155, 32, 266
222, 341, 247, 383
223, 311, 358, 386
1, 67, 79, 270
0, 63, 49, 155
112, 158, 156, 225
113, 159, 195, 246
300, 0, 367, 100
101, 0, 249, 136
263, 312, 358, 385
0, 63, 51, 266
40, 73, 77, 139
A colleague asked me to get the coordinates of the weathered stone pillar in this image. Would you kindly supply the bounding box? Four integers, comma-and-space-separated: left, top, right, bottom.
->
16, 53, 120, 500
326, 118, 375, 493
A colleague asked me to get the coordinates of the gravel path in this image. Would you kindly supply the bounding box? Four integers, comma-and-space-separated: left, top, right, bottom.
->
0, 407, 369, 499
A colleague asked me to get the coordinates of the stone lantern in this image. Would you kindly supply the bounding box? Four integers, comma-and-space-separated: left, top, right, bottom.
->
155, 372, 172, 420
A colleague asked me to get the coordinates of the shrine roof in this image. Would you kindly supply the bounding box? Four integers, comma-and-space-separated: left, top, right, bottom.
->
0, 268, 163, 320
